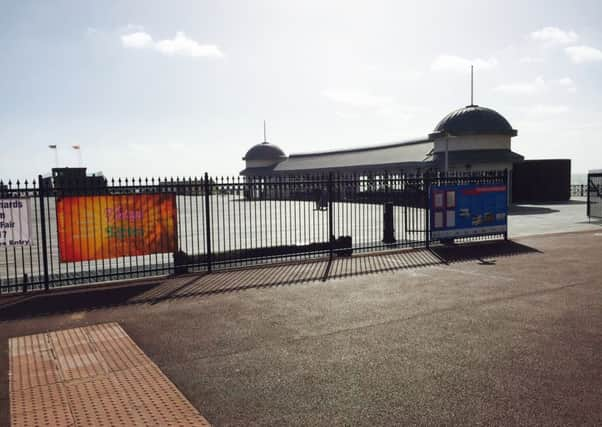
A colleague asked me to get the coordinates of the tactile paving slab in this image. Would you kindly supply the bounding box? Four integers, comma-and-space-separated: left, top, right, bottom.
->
9, 322, 211, 426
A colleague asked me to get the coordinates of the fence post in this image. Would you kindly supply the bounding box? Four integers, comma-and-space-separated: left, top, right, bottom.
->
424, 173, 430, 249
37, 175, 50, 291
587, 176, 590, 219
204, 172, 212, 273
504, 169, 509, 240
328, 172, 334, 259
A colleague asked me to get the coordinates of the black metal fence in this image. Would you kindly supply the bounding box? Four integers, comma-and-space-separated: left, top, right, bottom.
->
571, 184, 589, 197
587, 171, 602, 219
0, 171, 507, 294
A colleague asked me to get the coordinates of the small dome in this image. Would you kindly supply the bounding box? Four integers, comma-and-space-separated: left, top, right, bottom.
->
243, 142, 287, 161
430, 105, 517, 138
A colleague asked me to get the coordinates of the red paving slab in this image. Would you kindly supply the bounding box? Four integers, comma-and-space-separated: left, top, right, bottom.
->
8, 323, 210, 426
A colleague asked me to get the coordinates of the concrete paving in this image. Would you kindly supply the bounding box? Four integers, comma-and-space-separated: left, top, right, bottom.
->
509, 197, 602, 237
1, 229, 601, 426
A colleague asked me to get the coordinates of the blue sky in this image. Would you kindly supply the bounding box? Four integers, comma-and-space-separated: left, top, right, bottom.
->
1, 0, 602, 179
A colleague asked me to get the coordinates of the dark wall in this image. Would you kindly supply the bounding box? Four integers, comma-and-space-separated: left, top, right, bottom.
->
512, 159, 571, 203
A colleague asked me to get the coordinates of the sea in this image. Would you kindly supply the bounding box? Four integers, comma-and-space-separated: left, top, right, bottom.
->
571, 174, 588, 185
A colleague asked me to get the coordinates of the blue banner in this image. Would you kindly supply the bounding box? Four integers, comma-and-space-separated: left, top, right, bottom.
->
430, 183, 507, 239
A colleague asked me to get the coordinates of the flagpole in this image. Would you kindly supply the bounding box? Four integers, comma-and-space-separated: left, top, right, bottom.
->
72, 145, 82, 167
48, 145, 58, 168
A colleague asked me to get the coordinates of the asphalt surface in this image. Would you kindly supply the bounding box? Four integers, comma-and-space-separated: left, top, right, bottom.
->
1, 230, 601, 426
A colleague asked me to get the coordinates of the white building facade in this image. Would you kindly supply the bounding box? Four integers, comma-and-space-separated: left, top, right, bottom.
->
241, 104, 523, 178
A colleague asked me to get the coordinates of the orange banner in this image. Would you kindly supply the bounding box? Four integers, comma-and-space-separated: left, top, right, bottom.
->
56, 194, 177, 262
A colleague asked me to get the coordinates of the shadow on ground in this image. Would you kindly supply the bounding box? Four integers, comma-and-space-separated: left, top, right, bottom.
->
575, 219, 602, 225
509, 205, 560, 215
509, 199, 589, 216
536, 199, 587, 205
0, 240, 540, 321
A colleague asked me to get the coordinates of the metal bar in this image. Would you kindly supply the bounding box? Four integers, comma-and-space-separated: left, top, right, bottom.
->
204, 172, 212, 273
587, 173, 591, 218
424, 174, 430, 249
504, 169, 509, 240
37, 175, 50, 291
328, 172, 334, 259
32, 179, 42, 290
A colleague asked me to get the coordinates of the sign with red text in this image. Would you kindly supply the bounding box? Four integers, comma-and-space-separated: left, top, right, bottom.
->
431, 184, 507, 239
56, 194, 176, 262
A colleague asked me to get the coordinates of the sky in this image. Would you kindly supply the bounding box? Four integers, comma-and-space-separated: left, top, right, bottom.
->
1, 0, 602, 180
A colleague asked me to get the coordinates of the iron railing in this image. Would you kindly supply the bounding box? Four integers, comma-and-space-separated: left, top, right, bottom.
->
587, 171, 602, 219
571, 184, 589, 197
0, 171, 507, 294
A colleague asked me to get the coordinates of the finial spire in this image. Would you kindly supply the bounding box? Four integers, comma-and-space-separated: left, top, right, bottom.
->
470, 65, 474, 106
263, 120, 268, 144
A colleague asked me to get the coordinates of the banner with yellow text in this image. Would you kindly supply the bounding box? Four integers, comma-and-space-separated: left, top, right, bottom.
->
57, 194, 177, 262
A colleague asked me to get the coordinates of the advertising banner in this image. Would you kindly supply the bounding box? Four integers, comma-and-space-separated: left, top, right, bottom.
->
0, 199, 31, 246
57, 194, 177, 262
430, 184, 507, 239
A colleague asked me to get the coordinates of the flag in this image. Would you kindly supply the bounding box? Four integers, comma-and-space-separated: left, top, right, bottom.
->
72, 145, 80, 149
48, 145, 57, 149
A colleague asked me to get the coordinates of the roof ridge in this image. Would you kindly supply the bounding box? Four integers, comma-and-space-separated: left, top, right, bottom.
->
288, 138, 432, 158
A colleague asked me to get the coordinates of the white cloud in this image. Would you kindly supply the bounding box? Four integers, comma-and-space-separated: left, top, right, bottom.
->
530, 27, 578, 44
493, 76, 546, 95
564, 45, 602, 64
121, 30, 223, 58
121, 31, 153, 48
155, 32, 223, 58
519, 56, 543, 64
430, 55, 498, 72
518, 104, 569, 115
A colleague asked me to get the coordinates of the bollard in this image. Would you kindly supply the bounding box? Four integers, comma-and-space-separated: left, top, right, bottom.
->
382, 202, 396, 244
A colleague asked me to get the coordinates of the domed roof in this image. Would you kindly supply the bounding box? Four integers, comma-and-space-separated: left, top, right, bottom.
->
430, 105, 517, 138
243, 142, 287, 161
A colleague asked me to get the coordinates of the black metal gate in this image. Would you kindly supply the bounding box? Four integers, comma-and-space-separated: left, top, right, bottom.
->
587, 170, 602, 219
0, 171, 506, 294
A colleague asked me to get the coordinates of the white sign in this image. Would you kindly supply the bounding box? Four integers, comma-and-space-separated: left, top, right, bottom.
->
0, 199, 31, 246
